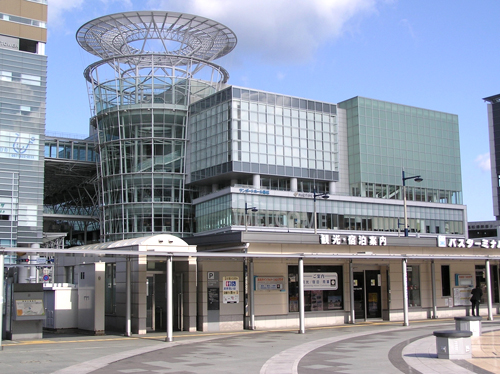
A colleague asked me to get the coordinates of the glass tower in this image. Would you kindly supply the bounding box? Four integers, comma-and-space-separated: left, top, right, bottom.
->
338, 97, 462, 205
77, 11, 236, 241
484, 94, 500, 220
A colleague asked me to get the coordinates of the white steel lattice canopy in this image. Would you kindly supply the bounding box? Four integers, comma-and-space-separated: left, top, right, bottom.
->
76, 11, 237, 62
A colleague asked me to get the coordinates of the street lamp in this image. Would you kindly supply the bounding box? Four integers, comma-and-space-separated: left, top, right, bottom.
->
313, 188, 329, 234
402, 170, 423, 237
245, 202, 258, 232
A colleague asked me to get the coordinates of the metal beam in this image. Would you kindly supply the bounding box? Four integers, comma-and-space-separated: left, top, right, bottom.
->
1, 246, 500, 262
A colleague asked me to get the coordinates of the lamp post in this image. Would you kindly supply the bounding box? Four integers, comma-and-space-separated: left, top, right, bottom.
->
245, 202, 258, 232
313, 188, 329, 234
402, 170, 423, 237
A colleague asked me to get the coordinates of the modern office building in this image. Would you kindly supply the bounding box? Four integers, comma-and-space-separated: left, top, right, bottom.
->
484, 94, 500, 221
0, 0, 47, 249
76, 11, 465, 242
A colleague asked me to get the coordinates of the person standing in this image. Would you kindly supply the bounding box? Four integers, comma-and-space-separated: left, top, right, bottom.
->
470, 284, 483, 317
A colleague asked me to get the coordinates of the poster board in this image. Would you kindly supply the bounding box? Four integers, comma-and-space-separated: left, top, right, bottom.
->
255, 276, 285, 291
453, 287, 471, 306
223, 276, 239, 303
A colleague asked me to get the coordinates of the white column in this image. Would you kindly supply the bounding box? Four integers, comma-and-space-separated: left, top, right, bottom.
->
165, 256, 173, 342
298, 257, 305, 334
329, 181, 336, 195
253, 174, 260, 189
431, 261, 437, 319
349, 260, 355, 324
486, 260, 493, 321
290, 178, 298, 192
402, 259, 409, 326
125, 257, 132, 336
249, 259, 255, 330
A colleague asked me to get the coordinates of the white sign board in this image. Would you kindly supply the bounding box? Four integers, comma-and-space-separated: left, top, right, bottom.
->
304, 272, 338, 290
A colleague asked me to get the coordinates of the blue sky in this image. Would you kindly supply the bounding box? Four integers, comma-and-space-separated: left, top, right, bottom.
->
46, 0, 500, 222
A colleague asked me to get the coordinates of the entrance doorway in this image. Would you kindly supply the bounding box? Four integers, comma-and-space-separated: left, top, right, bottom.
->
353, 270, 381, 320
146, 272, 183, 331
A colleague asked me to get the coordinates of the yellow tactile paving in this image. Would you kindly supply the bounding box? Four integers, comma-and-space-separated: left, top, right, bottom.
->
469, 330, 500, 373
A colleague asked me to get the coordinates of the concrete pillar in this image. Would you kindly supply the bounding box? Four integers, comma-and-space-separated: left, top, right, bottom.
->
165, 256, 173, 342
349, 260, 355, 324
402, 259, 409, 326
125, 257, 132, 336
329, 181, 336, 195
253, 174, 260, 189
290, 178, 298, 192
486, 260, 493, 321
431, 261, 437, 319
298, 257, 305, 334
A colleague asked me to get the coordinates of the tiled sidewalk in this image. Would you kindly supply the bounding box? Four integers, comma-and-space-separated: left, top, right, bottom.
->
402, 326, 500, 374
469, 330, 500, 373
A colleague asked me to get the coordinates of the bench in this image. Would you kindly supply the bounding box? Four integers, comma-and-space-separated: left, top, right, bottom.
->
455, 316, 482, 336
433, 330, 472, 359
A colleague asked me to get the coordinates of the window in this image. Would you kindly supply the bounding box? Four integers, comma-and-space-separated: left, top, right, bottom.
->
441, 265, 451, 297
64, 266, 74, 284
288, 265, 343, 312
105, 263, 116, 315
407, 265, 420, 307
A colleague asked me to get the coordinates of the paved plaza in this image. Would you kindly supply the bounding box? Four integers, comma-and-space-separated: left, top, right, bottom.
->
0, 319, 499, 374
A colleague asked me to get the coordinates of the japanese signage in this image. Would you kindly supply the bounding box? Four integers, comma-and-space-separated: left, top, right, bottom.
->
319, 234, 387, 246
255, 276, 285, 291
238, 188, 270, 195
304, 272, 338, 290
207, 271, 219, 311
441, 236, 500, 249
222, 276, 239, 303
456, 274, 473, 287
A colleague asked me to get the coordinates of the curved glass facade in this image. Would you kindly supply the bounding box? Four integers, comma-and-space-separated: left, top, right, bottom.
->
95, 108, 190, 240
78, 12, 235, 241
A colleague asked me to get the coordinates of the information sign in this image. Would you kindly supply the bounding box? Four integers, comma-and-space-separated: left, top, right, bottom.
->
223, 276, 239, 303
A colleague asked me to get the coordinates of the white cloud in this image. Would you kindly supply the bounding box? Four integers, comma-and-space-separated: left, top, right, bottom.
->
48, 0, 85, 28
151, 0, 381, 64
49, 0, 383, 63
475, 153, 491, 172
48, 0, 133, 28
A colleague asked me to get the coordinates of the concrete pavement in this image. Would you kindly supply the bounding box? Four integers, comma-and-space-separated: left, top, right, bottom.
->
0, 319, 499, 374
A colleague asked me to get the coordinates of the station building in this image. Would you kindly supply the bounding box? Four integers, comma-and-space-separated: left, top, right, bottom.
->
1, 9, 499, 338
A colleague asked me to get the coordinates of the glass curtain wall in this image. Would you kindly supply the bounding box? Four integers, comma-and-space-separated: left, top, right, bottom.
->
88, 59, 225, 240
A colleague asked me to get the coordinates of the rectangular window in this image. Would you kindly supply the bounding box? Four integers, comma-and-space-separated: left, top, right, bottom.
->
407, 265, 421, 307
288, 265, 343, 312
441, 265, 451, 297
64, 266, 74, 284
105, 263, 117, 315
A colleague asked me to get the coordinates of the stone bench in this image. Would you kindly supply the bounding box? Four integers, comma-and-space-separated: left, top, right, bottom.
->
433, 330, 472, 359
455, 316, 482, 336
